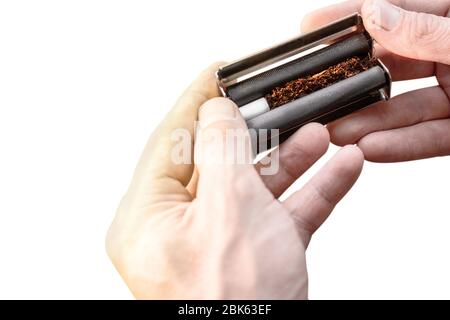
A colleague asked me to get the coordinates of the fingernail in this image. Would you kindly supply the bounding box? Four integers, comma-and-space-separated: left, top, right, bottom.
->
199, 97, 238, 127
366, 0, 401, 31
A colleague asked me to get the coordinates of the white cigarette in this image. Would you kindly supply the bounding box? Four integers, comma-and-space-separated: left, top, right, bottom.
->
239, 98, 270, 121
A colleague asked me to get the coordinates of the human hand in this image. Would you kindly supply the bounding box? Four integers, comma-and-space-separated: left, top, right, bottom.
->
302, 0, 450, 162
105, 63, 364, 299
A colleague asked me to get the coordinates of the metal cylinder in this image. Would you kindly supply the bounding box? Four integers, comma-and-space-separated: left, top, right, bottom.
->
227, 33, 372, 107
246, 65, 388, 132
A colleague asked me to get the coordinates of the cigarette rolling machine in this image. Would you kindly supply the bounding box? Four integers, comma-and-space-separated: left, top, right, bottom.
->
216, 14, 392, 149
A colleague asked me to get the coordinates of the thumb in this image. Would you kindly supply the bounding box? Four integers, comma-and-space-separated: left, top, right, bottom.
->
195, 98, 254, 180
362, 0, 450, 65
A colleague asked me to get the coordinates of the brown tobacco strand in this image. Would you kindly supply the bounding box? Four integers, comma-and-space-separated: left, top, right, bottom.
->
265, 56, 376, 109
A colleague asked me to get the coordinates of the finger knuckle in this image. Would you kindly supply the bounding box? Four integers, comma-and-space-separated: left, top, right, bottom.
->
408, 12, 447, 49
292, 213, 318, 235
222, 169, 257, 198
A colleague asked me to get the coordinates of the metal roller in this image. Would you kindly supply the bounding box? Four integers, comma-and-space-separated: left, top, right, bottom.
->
216, 13, 392, 152
247, 66, 389, 133
226, 33, 371, 107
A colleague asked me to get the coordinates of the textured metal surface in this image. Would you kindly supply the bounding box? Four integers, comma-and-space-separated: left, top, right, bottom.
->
247, 65, 388, 133
216, 13, 393, 152
256, 90, 386, 152
227, 33, 371, 107
217, 13, 364, 84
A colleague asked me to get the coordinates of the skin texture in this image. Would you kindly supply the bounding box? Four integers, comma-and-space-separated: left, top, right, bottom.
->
302, 0, 450, 162
106, 63, 364, 299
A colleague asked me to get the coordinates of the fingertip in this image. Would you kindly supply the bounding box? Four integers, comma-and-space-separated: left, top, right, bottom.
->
301, 12, 320, 33
176, 62, 226, 111
327, 119, 362, 147
197, 61, 226, 91
199, 96, 237, 109
337, 144, 365, 177
307, 122, 331, 154
192, 62, 225, 95
327, 121, 347, 147
198, 97, 239, 122
195, 97, 254, 178
205, 61, 227, 74
361, 0, 403, 39
361, 0, 382, 36
288, 123, 330, 158
357, 134, 388, 162
302, 122, 330, 144
343, 144, 365, 164
361, 0, 374, 18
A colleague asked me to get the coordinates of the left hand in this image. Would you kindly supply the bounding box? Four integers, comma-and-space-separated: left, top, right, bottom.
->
302, 0, 450, 162
105, 63, 364, 299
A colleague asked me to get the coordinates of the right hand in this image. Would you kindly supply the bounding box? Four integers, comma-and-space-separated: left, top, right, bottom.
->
302, 0, 450, 162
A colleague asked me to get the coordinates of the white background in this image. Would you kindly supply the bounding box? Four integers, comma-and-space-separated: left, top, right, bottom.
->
0, 0, 448, 299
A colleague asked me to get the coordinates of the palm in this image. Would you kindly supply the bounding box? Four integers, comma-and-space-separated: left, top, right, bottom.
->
109, 168, 308, 299
107, 117, 363, 299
